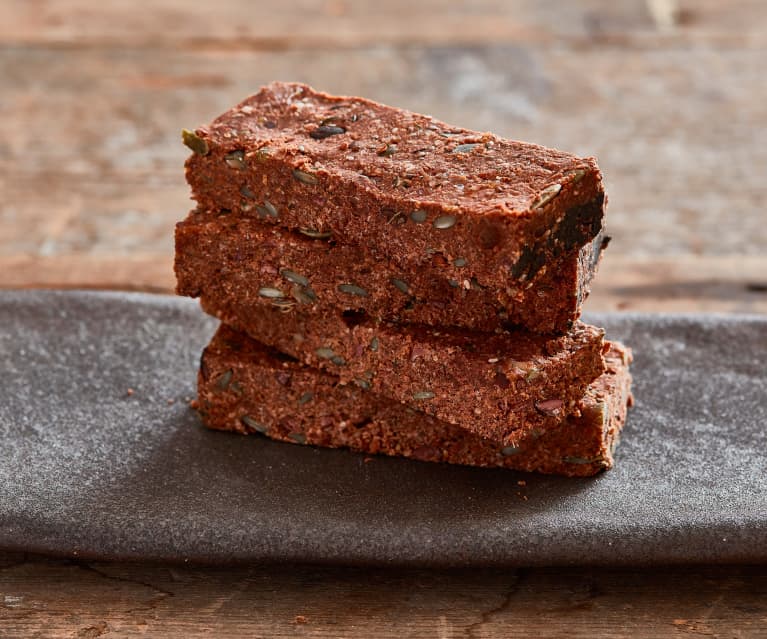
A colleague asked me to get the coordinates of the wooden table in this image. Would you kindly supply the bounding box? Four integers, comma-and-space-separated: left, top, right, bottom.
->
1, 1, 766, 636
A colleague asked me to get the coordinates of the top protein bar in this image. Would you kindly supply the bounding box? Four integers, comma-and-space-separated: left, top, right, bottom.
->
183, 82, 606, 303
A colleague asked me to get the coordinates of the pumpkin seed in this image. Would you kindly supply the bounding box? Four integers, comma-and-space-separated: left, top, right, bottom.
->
181, 129, 209, 155
289, 432, 307, 444
412, 391, 435, 400
271, 298, 296, 313
377, 143, 397, 157
310, 125, 346, 139
354, 378, 371, 390
299, 228, 332, 239
292, 169, 318, 185
410, 210, 427, 223
331, 355, 346, 366
240, 185, 256, 199
281, 269, 309, 287
369, 337, 379, 352
501, 445, 521, 457
298, 392, 314, 405
241, 415, 268, 433
453, 257, 467, 267
315, 347, 336, 359
255, 199, 278, 218
390, 278, 410, 294
338, 283, 368, 297
225, 150, 246, 169
258, 287, 285, 298
215, 369, 233, 391
292, 287, 317, 304
453, 143, 478, 153
531, 183, 562, 209
433, 215, 456, 229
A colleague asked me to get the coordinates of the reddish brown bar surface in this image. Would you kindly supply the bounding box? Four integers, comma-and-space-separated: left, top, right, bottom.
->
183, 82, 606, 324
176, 208, 606, 334
197, 325, 633, 477
197, 292, 606, 445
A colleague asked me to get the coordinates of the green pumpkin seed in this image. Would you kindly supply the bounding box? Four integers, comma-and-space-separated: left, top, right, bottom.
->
281, 269, 310, 287
410, 210, 427, 223
338, 283, 368, 297
501, 445, 521, 456
181, 129, 209, 155
215, 369, 233, 391
412, 391, 435, 400
289, 432, 307, 444
292, 169, 318, 185
453, 143, 478, 153
316, 347, 336, 359
298, 392, 314, 405
453, 257, 467, 267
390, 278, 410, 294
241, 415, 268, 433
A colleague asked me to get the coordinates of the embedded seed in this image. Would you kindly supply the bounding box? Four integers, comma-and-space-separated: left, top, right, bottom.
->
262, 199, 279, 218
292, 287, 317, 304
412, 391, 435, 400
453, 257, 467, 267
433, 215, 456, 229
410, 210, 427, 223
310, 125, 346, 139
453, 143, 478, 153
567, 168, 587, 183
338, 283, 369, 297
331, 355, 346, 366
258, 287, 285, 298
281, 269, 310, 287
181, 129, 209, 155
316, 347, 336, 359
254, 147, 272, 162
501, 445, 521, 456
354, 378, 371, 390
292, 169, 318, 185
448, 279, 460, 288
215, 369, 233, 391
369, 337, 379, 352
298, 392, 314, 405
390, 278, 410, 294
525, 368, 541, 382
299, 228, 333, 239
532, 183, 562, 209
289, 432, 307, 444
240, 185, 256, 199
241, 415, 268, 434
225, 150, 246, 169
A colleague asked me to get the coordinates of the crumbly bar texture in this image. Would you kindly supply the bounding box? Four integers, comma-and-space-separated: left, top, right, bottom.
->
176, 209, 606, 334
183, 82, 606, 298
197, 291, 606, 445
197, 325, 633, 477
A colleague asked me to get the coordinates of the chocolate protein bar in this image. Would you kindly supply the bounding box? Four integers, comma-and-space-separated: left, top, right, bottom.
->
176, 208, 605, 334
197, 324, 633, 477
183, 82, 606, 332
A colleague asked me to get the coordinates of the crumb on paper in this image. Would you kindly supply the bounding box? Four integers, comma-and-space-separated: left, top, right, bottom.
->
126, 388, 134, 396
293, 615, 308, 624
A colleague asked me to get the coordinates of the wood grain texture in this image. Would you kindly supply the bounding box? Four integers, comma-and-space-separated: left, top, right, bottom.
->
3, 0, 767, 47
1, 42, 765, 259
1, 552, 767, 639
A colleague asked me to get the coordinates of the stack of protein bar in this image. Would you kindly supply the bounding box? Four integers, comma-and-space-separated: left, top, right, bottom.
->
176, 82, 633, 477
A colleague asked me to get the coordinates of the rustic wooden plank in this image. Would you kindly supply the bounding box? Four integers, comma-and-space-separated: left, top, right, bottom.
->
2, 0, 766, 47
1, 552, 765, 638
1, 43, 765, 259
2, 255, 766, 317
